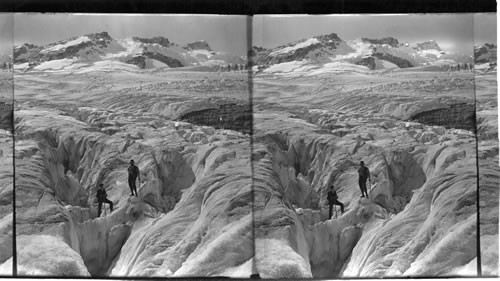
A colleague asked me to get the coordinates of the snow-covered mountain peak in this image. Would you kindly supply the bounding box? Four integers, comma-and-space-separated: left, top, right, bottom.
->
253, 33, 477, 74
269, 38, 321, 56
267, 33, 346, 57
253, 33, 354, 66
13, 32, 247, 72
40, 36, 92, 54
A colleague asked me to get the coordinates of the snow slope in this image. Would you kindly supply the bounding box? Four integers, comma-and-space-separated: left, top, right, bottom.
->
269, 38, 321, 57
40, 36, 92, 54
262, 60, 370, 76
75, 60, 140, 73
33, 59, 88, 72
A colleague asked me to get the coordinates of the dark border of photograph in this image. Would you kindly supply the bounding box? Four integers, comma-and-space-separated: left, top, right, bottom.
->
0, 0, 496, 14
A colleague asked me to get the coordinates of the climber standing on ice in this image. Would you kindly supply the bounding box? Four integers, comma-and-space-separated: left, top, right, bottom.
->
327, 185, 344, 219
128, 159, 140, 197
97, 183, 113, 217
358, 161, 370, 198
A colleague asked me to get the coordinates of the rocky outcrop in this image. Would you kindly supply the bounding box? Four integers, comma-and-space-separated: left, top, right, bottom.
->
87, 32, 113, 46
13, 43, 41, 64
475, 43, 497, 64
362, 37, 400, 48
184, 41, 212, 51
355, 56, 376, 70
125, 56, 146, 69
124, 51, 184, 69
415, 40, 442, 51
143, 51, 184, 68
250, 46, 267, 58
132, 36, 172, 48
373, 52, 413, 68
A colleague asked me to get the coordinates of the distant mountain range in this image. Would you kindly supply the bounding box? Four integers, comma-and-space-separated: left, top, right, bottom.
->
252, 33, 496, 72
13, 31, 247, 72
8, 31, 497, 73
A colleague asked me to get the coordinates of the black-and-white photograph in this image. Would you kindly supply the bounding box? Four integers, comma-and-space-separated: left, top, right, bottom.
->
0, 13, 13, 276
0, 11, 497, 279
13, 14, 253, 277
251, 14, 497, 278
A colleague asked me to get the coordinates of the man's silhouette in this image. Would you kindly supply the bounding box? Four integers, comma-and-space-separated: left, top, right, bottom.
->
327, 185, 344, 219
128, 159, 140, 196
96, 183, 113, 217
358, 161, 370, 198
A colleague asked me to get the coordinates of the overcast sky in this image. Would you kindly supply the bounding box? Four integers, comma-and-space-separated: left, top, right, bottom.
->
13, 14, 249, 56
474, 13, 497, 46
254, 14, 497, 55
0, 14, 12, 55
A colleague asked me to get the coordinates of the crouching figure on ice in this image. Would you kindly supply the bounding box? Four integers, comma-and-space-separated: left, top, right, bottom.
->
97, 183, 113, 217
358, 161, 371, 198
327, 185, 344, 219
128, 159, 140, 197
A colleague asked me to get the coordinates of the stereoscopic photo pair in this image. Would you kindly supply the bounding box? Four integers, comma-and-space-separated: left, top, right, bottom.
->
0, 13, 497, 278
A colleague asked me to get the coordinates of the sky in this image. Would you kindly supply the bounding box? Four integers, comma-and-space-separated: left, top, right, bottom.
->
0, 14, 13, 55
474, 13, 497, 46
12, 14, 249, 56
254, 14, 497, 55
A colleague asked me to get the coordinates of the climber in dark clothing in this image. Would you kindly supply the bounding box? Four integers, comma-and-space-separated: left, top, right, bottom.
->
327, 185, 345, 219
97, 183, 113, 217
128, 159, 140, 197
358, 161, 371, 198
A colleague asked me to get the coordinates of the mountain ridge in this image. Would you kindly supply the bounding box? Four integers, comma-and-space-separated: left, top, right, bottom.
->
12, 31, 495, 73
14, 31, 247, 72
252, 33, 482, 73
